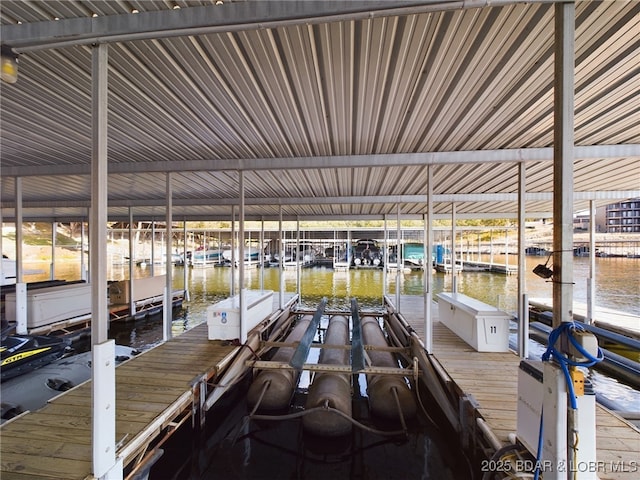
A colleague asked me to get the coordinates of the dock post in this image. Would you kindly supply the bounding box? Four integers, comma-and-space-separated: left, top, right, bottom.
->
92, 340, 119, 479
14, 282, 27, 334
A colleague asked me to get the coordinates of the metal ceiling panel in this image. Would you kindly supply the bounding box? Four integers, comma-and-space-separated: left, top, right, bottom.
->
1, 1, 639, 223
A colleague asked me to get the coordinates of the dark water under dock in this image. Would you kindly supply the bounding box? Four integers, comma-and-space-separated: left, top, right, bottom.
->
151, 378, 470, 479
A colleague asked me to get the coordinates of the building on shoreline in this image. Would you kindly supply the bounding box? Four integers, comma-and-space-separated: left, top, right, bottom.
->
574, 198, 640, 234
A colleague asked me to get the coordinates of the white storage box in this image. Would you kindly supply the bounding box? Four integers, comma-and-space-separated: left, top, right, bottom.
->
109, 275, 165, 305
5, 283, 92, 328
207, 290, 274, 340
437, 292, 511, 352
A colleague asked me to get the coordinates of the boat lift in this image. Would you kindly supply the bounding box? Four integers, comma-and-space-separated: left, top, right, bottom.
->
244, 298, 419, 436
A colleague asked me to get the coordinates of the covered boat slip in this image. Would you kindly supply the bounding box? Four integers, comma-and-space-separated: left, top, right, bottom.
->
394, 295, 640, 480
2, 293, 638, 479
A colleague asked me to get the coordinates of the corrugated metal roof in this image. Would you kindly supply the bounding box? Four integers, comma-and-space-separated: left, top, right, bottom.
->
1, 0, 639, 222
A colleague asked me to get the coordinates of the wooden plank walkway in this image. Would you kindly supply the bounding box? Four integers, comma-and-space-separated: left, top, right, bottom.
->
398, 295, 640, 480
0, 324, 240, 479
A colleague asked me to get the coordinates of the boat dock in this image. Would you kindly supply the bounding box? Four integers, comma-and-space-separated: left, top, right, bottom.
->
435, 260, 518, 274
1, 294, 638, 479
397, 295, 640, 480
0, 293, 296, 479
529, 298, 640, 339
0, 325, 239, 479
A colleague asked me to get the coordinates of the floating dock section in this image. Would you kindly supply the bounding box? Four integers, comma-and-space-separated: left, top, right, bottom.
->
0, 294, 298, 479
388, 294, 640, 480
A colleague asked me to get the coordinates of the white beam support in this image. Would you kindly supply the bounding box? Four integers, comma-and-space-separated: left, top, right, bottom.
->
451, 203, 457, 293
15, 177, 23, 284
587, 200, 596, 324
6, 144, 638, 178
552, 1, 575, 328
50, 221, 56, 280
183, 221, 189, 302
425, 166, 434, 353
230, 205, 236, 297
90, 42, 118, 480
128, 209, 135, 318
517, 162, 528, 359
396, 204, 401, 311
239, 170, 247, 344
279, 206, 284, 310
164, 172, 173, 342
14, 177, 27, 335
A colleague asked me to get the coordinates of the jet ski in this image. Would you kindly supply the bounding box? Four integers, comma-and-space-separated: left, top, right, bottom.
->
1, 334, 71, 381
1, 344, 139, 423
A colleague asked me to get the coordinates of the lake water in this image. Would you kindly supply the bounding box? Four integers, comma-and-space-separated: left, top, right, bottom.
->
26, 254, 639, 321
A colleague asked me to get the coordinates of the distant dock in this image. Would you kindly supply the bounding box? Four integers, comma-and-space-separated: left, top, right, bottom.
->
529, 298, 640, 339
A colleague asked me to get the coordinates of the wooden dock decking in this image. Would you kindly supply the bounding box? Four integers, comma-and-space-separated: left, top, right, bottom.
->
0, 323, 239, 479
399, 295, 640, 480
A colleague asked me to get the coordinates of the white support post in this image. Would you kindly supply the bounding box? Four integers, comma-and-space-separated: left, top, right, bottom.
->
90, 42, 118, 479
92, 340, 120, 479
296, 217, 301, 296
425, 166, 434, 353
260, 218, 265, 291
396, 204, 401, 311
128, 209, 135, 318
15, 177, 23, 285
150, 221, 155, 276
15, 177, 27, 334
451, 203, 457, 293
518, 162, 528, 358
552, 0, 575, 328
279, 206, 284, 309
183, 221, 189, 301
50, 221, 56, 280
231, 206, 236, 297
587, 200, 596, 324
521, 294, 529, 360
239, 171, 247, 344
164, 173, 173, 342
15, 282, 27, 335
81, 220, 87, 281
382, 216, 387, 293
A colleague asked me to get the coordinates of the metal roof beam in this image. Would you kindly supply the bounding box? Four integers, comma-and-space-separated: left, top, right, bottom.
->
2, 1, 556, 50
4, 190, 637, 209
0, 212, 553, 223
3, 144, 637, 177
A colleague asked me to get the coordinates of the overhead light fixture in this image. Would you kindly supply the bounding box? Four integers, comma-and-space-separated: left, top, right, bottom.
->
1, 45, 19, 84
533, 254, 553, 279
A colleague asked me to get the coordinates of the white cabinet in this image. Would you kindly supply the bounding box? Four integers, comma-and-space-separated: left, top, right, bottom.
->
207, 290, 274, 340
437, 292, 511, 352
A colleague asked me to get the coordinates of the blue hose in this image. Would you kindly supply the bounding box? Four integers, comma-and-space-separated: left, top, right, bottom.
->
541, 321, 604, 409
532, 322, 604, 478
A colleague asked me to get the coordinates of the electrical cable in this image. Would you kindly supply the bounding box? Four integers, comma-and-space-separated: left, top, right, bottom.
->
249, 404, 407, 437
